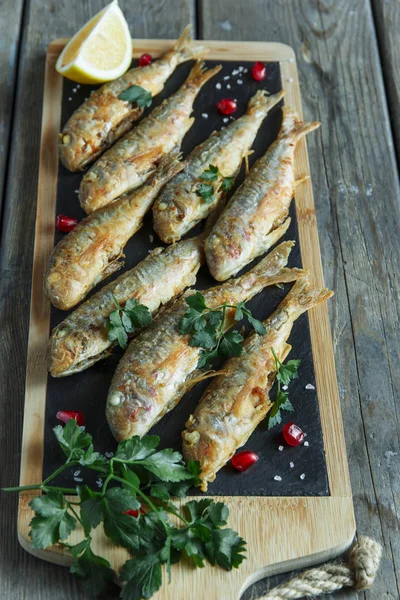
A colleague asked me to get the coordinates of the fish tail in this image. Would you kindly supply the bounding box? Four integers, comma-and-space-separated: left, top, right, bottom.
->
246, 89, 285, 118
279, 106, 320, 140
174, 25, 209, 61
241, 241, 305, 289
152, 148, 184, 186
280, 274, 334, 320
184, 60, 222, 90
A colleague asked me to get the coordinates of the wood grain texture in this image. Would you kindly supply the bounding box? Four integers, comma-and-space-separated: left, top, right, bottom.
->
0, 0, 25, 221
0, 3, 194, 599
200, 1, 400, 598
18, 38, 354, 600
371, 0, 400, 161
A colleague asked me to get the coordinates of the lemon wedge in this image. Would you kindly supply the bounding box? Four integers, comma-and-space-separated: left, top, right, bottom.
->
56, 0, 132, 84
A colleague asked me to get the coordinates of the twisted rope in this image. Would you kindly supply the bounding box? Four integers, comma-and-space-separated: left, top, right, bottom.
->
256, 536, 382, 599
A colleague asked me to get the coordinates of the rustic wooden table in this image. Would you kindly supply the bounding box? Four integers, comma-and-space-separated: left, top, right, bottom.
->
0, 1, 399, 598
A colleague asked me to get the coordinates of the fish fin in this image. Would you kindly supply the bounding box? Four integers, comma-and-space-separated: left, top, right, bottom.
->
101, 256, 125, 280
174, 25, 209, 61
240, 241, 305, 289
152, 149, 184, 186
279, 274, 334, 320
126, 146, 164, 166
279, 106, 320, 139
247, 89, 285, 118
181, 368, 224, 393
185, 60, 222, 90
280, 342, 292, 363
293, 175, 310, 188
257, 217, 291, 255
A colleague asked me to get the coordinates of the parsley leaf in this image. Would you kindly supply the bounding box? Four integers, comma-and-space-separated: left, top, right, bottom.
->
198, 183, 215, 204
53, 418, 92, 460
221, 176, 234, 192
114, 435, 160, 462
267, 347, 299, 429
119, 85, 152, 108
220, 330, 244, 357
139, 449, 195, 483
29, 491, 76, 549
102, 488, 142, 551
199, 164, 219, 181
70, 548, 115, 597
267, 389, 294, 429
120, 555, 163, 600
204, 529, 247, 570
107, 295, 152, 349
185, 292, 208, 312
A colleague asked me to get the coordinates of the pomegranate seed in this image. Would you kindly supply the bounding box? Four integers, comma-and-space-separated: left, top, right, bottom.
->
252, 61, 266, 81
138, 53, 152, 67
216, 98, 237, 115
231, 450, 259, 472
123, 507, 145, 517
56, 214, 78, 233
282, 422, 305, 447
56, 410, 85, 427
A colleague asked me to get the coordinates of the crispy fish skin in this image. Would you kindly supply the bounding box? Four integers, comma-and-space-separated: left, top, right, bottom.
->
205, 107, 320, 281
106, 241, 304, 442
79, 61, 222, 214
152, 89, 284, 244
48, 235, 205, 377
182, 276, 333, 491
59, 26, 207, 172
45, 154, 183, 311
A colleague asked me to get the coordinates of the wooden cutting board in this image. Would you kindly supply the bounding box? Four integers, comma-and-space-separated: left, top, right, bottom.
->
18, 38, 355, 599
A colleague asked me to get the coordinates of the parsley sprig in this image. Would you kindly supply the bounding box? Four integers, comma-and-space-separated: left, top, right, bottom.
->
179, 292, 266, 368
119, 85, 152, 108
267, 348, 301, 429
198, 164, 234, 204
107, 295, 152, 349
3, 420, 246, 599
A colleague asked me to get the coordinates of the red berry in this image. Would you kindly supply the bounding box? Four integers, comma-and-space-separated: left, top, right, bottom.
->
252, 61, 266, 82
56, 214, 78, 233
231, 450, 259, 472
56, 410, 85, 427
282, 422, 305, 446
216, 98, 237, 115
123, 507, 145, 518
138, 53, 152, 67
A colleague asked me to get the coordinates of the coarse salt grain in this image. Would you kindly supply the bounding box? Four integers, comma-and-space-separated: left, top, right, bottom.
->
244, 68, 248, 73
68, 97, 72, 101
74, 477, 84, 483
226, 84, 231, 89
304, 441, 309, 447
201, 113, 208, 119
74, 189, 79, 194
238, 66, 244, 72
73, 470, 81, 477
237, 79, 243, 85
290, 462, 294, 468
223, 117, 229, 123
96, 478, 104, 488
77, 84, 81, 88
282, 384, 288, 391
216, 83, 222, 89
278, 445, 284, 452
305, 383, 315, 390
149, 234, 154, 243
105, 451, 114, 458
300, 473, 305, 480
232, 69, 239, 76
274, 475, 282, 481
223, 76, 230, 80
72, 88, 77, 93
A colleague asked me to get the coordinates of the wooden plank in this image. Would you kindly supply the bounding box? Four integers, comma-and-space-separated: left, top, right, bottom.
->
199, 1, 400, 598
17, 39, 354, 600
0, 2, 194, 599
371, 0, 400, 162
0, 0, 25, 224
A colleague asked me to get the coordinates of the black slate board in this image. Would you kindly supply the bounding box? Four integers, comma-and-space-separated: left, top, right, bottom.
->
43, 58, 329, 497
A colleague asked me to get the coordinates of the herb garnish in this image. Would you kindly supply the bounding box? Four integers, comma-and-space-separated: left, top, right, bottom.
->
119, 84, 152, 108
267, 348, 300, 429
198, 164, 234, 204
3, 420, 246, 599
179, 292, 266, 368
107, 295, 152, 349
